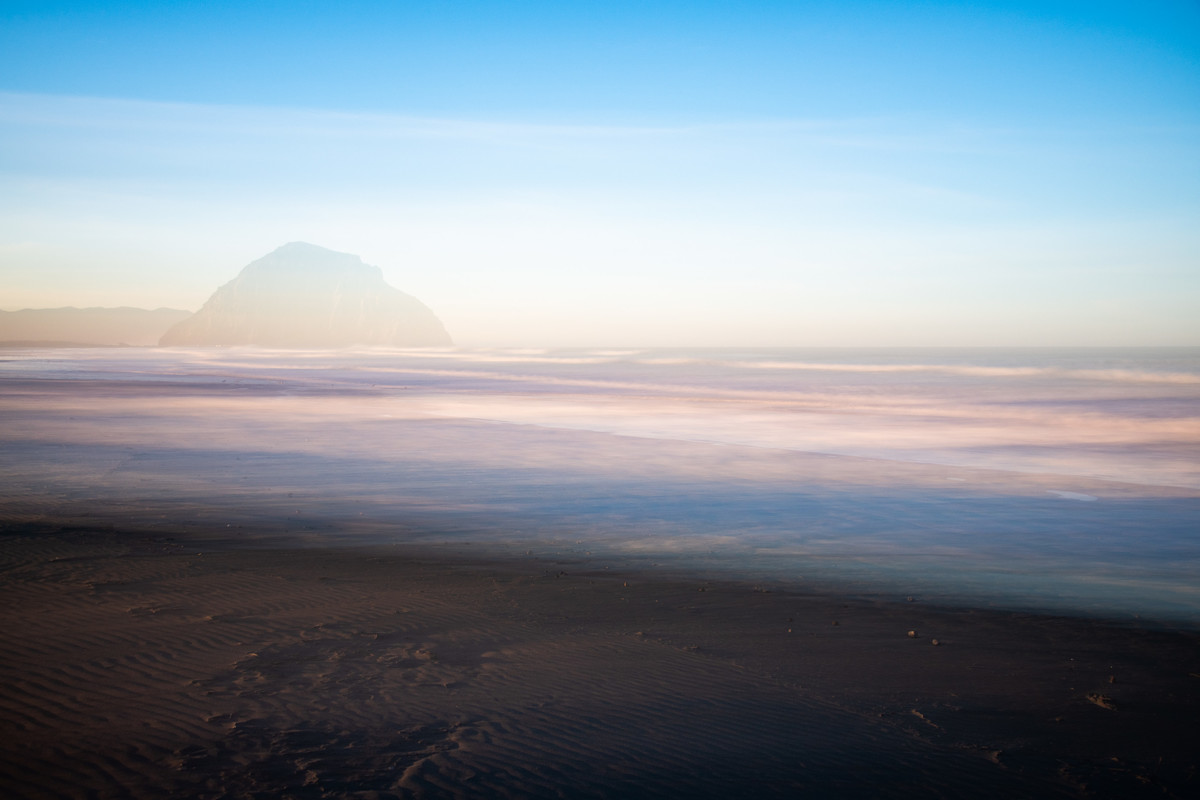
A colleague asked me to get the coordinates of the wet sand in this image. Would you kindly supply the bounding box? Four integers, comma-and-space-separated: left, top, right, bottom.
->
1, 524, 1197, 799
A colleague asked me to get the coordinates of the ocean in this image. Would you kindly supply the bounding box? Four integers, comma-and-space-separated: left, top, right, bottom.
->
2, 346, 1198, 624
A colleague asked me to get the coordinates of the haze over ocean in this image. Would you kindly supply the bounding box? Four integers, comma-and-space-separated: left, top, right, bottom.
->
4, 345, 1197, 623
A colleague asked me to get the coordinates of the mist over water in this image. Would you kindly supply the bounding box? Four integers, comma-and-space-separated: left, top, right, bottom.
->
2, 346, 1198, 624
386, 346, 1200, 489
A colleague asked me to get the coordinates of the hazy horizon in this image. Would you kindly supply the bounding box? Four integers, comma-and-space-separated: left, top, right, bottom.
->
3, 2, 1199, 347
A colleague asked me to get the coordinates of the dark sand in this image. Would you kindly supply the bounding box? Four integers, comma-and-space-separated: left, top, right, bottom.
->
1, 524, 1197, 799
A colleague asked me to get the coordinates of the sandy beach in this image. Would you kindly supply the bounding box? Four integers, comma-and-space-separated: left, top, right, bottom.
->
1, 524, 1198, 799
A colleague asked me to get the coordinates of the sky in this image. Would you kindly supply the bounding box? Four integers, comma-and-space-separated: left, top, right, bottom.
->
1, 0, 1198, 346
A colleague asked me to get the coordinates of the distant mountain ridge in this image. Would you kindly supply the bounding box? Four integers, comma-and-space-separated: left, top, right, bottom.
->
0, 306, 191, 346
160, 243, 452, 347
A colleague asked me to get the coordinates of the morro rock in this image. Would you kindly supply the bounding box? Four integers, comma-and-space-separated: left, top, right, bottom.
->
160, 243, 452, 347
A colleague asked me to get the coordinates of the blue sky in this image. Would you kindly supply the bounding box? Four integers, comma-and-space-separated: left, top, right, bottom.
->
2, 1, 1198, 345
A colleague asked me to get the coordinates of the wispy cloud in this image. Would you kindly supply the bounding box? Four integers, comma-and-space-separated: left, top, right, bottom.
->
0, 91, 987, 146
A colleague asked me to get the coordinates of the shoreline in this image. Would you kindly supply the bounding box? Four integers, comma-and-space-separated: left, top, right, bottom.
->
3, 346, 1199, 628
2, 524, 1197, 798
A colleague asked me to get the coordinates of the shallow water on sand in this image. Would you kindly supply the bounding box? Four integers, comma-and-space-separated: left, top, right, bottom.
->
2, 346, 1198, 623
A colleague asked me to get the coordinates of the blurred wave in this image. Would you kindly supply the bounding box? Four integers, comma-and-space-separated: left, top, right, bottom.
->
3, 345, 1198, 621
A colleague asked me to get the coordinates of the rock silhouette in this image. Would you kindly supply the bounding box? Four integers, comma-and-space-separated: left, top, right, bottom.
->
160, 243, 452, 347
